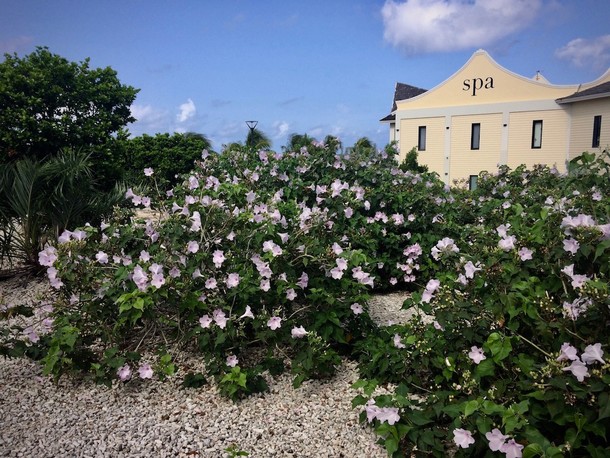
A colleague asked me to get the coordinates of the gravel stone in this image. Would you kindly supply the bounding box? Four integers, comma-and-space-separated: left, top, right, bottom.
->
0, 276, 411, 458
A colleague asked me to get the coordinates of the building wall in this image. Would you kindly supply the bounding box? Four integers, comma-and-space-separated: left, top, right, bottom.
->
399, 116, 445, 174
569, 98, 610, 155
450, 113, 503, 182
387, 50, 610, 184
507, 109, 571, 170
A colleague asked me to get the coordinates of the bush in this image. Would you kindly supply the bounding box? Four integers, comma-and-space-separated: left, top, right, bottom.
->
354, 152, 610, 457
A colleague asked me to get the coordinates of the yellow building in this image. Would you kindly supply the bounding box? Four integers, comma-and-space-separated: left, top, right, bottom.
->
381, 50, 610, 186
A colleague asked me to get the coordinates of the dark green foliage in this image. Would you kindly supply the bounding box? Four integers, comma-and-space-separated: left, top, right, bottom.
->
399, 146, 428, 173
118, 132, 212, 187
0, 47, 138, 164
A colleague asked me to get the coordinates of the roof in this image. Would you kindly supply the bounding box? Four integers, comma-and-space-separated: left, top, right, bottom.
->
556, 81, 610, 104
380, 82, 427, 122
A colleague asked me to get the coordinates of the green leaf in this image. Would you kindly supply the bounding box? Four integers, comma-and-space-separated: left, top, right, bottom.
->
464, 399, 479, 417
486, 332, 512, 362
598, 392, 610, 421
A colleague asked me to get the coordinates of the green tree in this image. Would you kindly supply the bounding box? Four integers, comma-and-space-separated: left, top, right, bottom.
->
352, 137, 375, 151
119, 132, 213, 187
283, 133, 314, 152
245, 128, 271, 150
0, 47, 139, 164
323, 135, 342, 153
399, 146, 428, 173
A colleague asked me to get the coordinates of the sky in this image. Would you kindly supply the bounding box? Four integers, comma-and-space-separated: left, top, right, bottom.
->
1, 0, 610, 151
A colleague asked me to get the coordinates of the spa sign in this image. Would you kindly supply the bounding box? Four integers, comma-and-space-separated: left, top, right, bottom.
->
463, 77, 494, 96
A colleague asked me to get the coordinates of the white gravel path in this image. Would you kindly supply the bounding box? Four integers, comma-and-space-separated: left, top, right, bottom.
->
0, 277, 414, 458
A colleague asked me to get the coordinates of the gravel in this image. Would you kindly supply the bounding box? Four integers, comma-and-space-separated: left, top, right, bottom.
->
0, 276, 415, 458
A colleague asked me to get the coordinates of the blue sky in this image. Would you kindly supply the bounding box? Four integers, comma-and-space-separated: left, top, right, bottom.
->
2, 0, 610, 151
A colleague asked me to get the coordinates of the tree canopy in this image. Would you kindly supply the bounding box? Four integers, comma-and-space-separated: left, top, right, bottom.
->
119, 132, 212, 186
0, 47, 139, 163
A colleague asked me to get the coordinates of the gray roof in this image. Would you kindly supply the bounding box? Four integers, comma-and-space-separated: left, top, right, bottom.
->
556, 81, 610, 104
380, 82, 427, 122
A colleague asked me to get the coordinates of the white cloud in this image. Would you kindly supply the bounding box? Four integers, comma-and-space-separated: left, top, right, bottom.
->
381, 0, 541, 54
129, 104, 169, 133
272, 121, 290, 139
177, 98, 196, 123
555, 35, 610, 68
0, 35, 34, 54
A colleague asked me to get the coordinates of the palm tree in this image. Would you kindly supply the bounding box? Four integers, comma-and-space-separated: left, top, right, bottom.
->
283, 133, 314, 152
0, 149, 124, 271
245, 128, 271, 150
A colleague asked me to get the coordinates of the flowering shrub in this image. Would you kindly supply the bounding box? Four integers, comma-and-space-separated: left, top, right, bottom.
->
354, 152, 610, 456
1, 141, 455, 394
3, 139, 608, 456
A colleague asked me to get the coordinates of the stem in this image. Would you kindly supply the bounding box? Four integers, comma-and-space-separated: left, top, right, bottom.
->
515, 332, 553, 358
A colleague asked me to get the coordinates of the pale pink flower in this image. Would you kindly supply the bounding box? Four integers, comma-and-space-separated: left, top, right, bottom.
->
226, 273, 240, 288
117, 364, 132, 382
149, 263, 163, 275
23, 327, 39, 343
500, 439, 524, 458
169, 266, 181, 278
332, 243, 343, 255
226, 355, 239, 367
421, 289, 434, 303
518, 247, 533, 261
457, 274, 468, 285
205, 278, 217, 289
72, 229, 87, 241
286, 288, 297, 301
151, 274, 165, 288
496, 224, 511, 238
291, 326, 307, 338
199, 314, 212, 328
389, 277, 398, 285
581, 343, 605, 365
38, 246, 58, 267
376, 407, 400, 425
58, 230, 72, 244
498, 236, 517, 251
132, 265, 149, 291
336, 258, 348, 270
563, 238, 580, 255
425, 279, 440, 293
433, 321, 444, 331
267, 316, 282, 330
240, 306, 254, 319
138, 363, 154, 379
213, 309, 228, 329
453, 428, 475, 449
556, 342, 579, 361
187, 241, 199, 254
562, 359, 589, 382
188, 175, 199, 189
431, 237, 459, 260
468, 346, 486, 364
143, 167, 154, 176
351, 303, 363, 315
393, 334, 406, 349
212, 250, 225, 268
485, 428, 509, 452
296, 272, 309, 289
344, 207, 354, 218
139, 250, 151, 262
330, 267, 344, 279
463, 261, 481, 279
192, 268, 203, 279
260, 278, 271, 291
